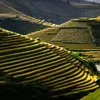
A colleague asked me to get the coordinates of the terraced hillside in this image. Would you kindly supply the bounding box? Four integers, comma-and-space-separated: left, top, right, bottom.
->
28, 17, 100, 61
28, 17, 100, 46
0, 28, 100, 100
28, 28, 59, 43
53, 18, 100, 45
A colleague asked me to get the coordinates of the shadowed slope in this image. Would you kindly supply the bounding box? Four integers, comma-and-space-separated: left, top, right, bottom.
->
0, 18, 47, 34
0, 2, 57, 34
0, 28, 99, 99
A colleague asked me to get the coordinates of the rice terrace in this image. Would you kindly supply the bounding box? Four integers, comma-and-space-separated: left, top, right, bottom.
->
0, 0, 100, 100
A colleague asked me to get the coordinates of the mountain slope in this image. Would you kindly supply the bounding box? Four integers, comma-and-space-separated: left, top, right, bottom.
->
0, 0, 100, 23
0, 2, 57, 34
0, 2, 20, 14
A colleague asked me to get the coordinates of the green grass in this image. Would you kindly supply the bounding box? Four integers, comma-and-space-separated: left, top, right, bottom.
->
81, 88, 100, 100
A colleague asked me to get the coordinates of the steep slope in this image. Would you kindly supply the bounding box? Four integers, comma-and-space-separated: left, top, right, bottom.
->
0, 28, 99, 100
0, 0, 100, 23
0, 2, 57, 27
0, 2, 57, 34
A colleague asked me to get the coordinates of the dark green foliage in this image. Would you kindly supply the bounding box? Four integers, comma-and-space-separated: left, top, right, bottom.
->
70, 52, 97, 73
88, 61, 97, 72
0, 83, 93, 100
